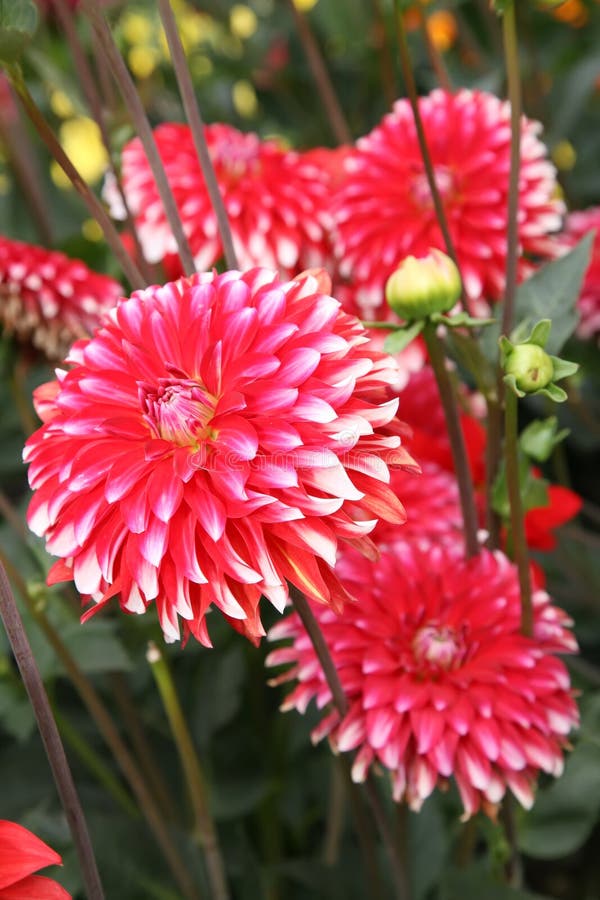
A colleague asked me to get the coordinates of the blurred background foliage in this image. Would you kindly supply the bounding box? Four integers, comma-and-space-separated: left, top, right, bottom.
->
1, 1, 600, 898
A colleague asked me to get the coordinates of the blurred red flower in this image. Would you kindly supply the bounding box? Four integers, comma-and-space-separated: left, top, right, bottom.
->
0, 821, 70, 899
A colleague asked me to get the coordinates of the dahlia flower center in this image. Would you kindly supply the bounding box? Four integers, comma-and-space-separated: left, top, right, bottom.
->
141, 377, 216, 446
411, 166, 455, 209
210, 135, 261, 182
412, 623, 465, 671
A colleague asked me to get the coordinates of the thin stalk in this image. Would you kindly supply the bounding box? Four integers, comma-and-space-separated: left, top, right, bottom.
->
147, 642, 228, 900
51, 0, 155, 285
484, 396, 502, 548
82, 0, 196, 276
394, 5, 471, 315
0, 104, 53, 245
110, 672, 178, 823
504, 391, 532, 635
423, 322, 480, 557
0, 555, 200, 900
499, 797, 522, 887
365, 776, 411, 900
289, 586, 407, 900
417, 8, 452, 92
285, 0, 352, 145
54, 708, 140, 819
10, 357, 37, 437
500, 2, 521, 338
6, 66, 145, 290
0, 561, 104, 900
370, 0, 397, 109
322, 760, 345, 866
157, 0, 238, 269
339, 758, 385, 900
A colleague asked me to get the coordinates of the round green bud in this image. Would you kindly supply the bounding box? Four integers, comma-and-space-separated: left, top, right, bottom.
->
385, 250, 462, 321
505, 343, 554, 393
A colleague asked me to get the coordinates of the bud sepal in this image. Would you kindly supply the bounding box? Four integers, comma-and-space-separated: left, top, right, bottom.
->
500, 319, 578, 401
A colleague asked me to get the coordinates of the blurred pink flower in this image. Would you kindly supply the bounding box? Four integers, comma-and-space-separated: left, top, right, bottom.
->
268, 543, 578, 818
0, 236, 122, 359
563, 207, 600, 340
0, 820, 70, 899
106, 123, 332, 278
24, 267, 417, 645
333, 89, 564, 318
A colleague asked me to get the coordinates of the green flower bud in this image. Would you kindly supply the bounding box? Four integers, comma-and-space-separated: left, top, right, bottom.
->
385, 250, 462, 321
504, 343, 554, 393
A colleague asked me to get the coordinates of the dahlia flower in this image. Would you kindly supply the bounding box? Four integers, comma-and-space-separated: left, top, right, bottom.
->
106, 123, 331, 277
563, 207, 600, 340
333, 89, 563, 316
24, 268, 417, 645
0, 236, 122, 359
268, 544, 578, 818
0, 820, 70, 899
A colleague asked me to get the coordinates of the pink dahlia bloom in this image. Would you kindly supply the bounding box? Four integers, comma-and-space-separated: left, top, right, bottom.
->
24, 268, 417, 645
268, 544, 578, 818
333, 89, 564, 317
563, 207, 600, 340
106, 123, 332, 277
0, 236, 123, 359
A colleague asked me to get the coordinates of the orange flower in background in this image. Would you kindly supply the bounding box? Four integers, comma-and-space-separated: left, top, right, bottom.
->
0, 821, 71, 899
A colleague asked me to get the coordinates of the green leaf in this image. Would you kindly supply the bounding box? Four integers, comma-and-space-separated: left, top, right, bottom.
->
519, 743, 600, 859
0, 0, 38, 64
383, 320, 424, 354
492, 454, 549, 519
445, 330, 497, 395
520, 417, 570, 463
441, 862, 550, 899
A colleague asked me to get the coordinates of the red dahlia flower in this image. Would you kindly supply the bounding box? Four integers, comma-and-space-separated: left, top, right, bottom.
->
0, 236, 122, 359
563, 207, 600, 340
333, 89, 563, 317
0, 820, 70, 899
24, 268, 417, 645
268, 543, 578, 818
106, 123, 331, 278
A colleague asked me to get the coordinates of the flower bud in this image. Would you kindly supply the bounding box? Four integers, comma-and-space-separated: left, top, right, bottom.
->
504, 343, 554, 393
385, 249, 461, 320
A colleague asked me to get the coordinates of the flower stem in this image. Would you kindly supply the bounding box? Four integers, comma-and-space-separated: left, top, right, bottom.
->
500, 1, 522, 339
393, 4, 471, 315
0, 561, 105, 900
417, 8, 452, 92
423, 322, 480, 557
370, 0, 397, 109
289, 586, 409, 900
0, 555, 200, 900
157, 0, 238, 270
81, 0, 197, 277
147, 642, 230, 900
6, 65, 146, 291
504, 390, 533, 636
285, 0, 352, 145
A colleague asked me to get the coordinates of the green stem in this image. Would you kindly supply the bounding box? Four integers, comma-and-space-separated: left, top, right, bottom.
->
147, 642, 229, 900
81, 0, 197, 276
504, 391, 533, 636
500, 1, 522, 339
157, 0, 238, 270
54, 708, 140, 819
322, 759, 345, 866
423, 322, 480, 557
0, 562, 105, 900
285, 0, 352, 145
0, 553, 200, 900
394, 4, 472, 315
6, 65, 146, 291
370, 0, 397, 109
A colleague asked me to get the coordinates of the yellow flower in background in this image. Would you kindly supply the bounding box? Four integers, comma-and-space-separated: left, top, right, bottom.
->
552, 140, 577, 171
230, 4, 258, 40
293, 0, 319, 10
81, 219, 103, 242
426, 10, 458, 51
50, 90, 75, 119
128, 45, 160, 79
51, 117, 107, 189
121, 10, 154, 45
232, 79, 258, 118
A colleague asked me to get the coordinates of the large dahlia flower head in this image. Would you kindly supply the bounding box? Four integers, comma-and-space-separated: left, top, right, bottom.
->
105, 123, 333, 278
332, 88, 564, 318
24, 267, 417, 646
268, 541, 578, 819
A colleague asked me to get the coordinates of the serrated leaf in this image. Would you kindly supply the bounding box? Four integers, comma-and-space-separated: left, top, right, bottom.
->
0, 0, 38, 63
383, 320, 424, 354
